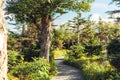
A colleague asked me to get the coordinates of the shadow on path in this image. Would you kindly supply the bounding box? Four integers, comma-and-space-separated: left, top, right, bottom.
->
52, 58, 83, 80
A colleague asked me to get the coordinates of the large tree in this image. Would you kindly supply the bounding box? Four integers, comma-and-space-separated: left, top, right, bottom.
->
67, 15, 86, 44
0, 0, 8, 80
6, 0, 94, 61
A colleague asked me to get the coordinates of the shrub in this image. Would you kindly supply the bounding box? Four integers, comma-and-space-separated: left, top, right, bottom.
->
107, 38, 120, 54
53, 48, 67, 59
107, 38, 120, 71
105, 71, 120, 80
10, 58, 51, 80
84, 45, 103, 56
110, 55, 120, 71
29, 72, 51, 80
64, 54, 115, 80
83, 62, 106, 80
68, 45, 85, 59
49, 49, 58, 76
22, 44, 40, 61
8, 50, 23, 70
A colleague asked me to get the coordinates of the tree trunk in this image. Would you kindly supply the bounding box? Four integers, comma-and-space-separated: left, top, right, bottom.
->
39, 15, 52, 61
0, 0, 8, 80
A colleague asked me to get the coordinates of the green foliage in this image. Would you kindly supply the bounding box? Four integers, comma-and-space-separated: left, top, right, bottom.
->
29, 72, 51, 80
85, 45, 103, 55
8, 50, 23, 70
52, 28, 76, 49
22, 44, 40, 61
10, 58, 51, 80
79, 25, 98, 45
6, 0, 94, 23
64, 54, 115, 80
7, 73, 14, 80
110, 55, 120, 71
52, 29, 66, 48
8, 30, 21, 51
105, 70, 120, 80
67, 44, 103, 60
107, 38, 120, 70
49, 49, 58, 76
68, 45, 85, 58
83, 62, 106, 80
77, 25, 103, 55
53, 48, 67, 59
107, 38, 120, 54
6, 0, 94, 61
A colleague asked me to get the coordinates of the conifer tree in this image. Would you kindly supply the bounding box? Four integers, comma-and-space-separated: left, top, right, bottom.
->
6, 0, 94, 61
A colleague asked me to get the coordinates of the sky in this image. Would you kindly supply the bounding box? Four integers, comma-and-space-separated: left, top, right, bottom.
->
6, 0, 119, 31
54, 0, 118, 25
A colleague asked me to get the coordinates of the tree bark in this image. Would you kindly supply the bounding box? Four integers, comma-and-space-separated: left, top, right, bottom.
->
0, 0, 8, 80
39, 15, 52, 61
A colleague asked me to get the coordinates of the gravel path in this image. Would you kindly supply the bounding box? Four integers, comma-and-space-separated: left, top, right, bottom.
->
52, 58, 83, 80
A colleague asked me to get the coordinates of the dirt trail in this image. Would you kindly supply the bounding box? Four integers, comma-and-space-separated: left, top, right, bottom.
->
52, 59, 83, 80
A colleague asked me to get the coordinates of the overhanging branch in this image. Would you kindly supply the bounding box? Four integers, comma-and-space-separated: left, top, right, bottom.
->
52, 14, 63, 21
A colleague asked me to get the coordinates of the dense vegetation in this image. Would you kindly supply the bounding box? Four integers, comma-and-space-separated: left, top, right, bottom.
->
2, 0, 120, 80
7, 30, 58, 80
6, 0, 94, 60
7, 16, 120, 80
63, 20, 120, 80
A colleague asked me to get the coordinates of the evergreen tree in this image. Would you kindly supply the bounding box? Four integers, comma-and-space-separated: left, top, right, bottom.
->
5, 0, 94, 61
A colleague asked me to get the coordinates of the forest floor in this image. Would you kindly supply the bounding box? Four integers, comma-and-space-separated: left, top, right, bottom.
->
52, 58, 83, 80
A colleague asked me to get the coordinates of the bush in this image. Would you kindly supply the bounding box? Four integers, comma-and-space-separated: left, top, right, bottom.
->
53, 48, 67, 59
68, 45, 85, 59
84, 45, 103, 56
110, 55, 120, 71
64, 54, 115, 80
8, 50, 23, 70
49, 49, 58, 76
22, 44, 40, 61
29, 72, 51, 80
10, 58, 51, 80
83, 62, 107, 80
107, 38, 120, 54
107, 38, 120, 71
105, 71, 120, 80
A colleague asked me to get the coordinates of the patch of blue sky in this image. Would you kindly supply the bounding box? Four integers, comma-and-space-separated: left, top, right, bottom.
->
6, 0, 119, 31
54, 0, 119, 24
82, 0, 118, 20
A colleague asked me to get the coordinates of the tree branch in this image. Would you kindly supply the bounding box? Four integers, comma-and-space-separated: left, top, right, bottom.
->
52, 14, 63, 21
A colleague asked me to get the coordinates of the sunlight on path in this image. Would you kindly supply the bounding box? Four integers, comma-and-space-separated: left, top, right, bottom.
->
52, 58, 83, 80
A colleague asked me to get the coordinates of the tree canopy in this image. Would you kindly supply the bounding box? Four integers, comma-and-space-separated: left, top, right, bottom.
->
6, 0, 94, 24
5, 0, 94, 60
